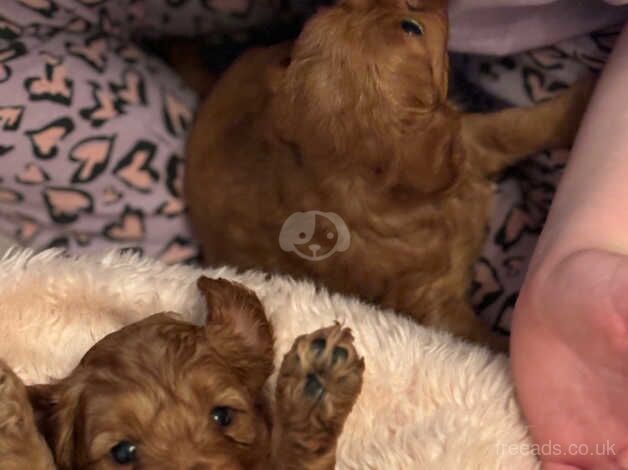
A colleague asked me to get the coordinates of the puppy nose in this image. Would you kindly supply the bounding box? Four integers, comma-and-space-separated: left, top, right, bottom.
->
309, 243, 321, 254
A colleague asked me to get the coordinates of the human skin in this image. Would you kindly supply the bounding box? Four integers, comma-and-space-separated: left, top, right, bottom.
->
511, 23, 628, 470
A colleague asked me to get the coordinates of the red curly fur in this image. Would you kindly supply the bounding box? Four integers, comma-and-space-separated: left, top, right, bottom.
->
0, 277, 363, 469
184, 0, 592, 350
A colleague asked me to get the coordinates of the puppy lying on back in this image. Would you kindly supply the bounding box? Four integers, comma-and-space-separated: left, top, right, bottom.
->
184, 0, 593, 350
0, 277, 364, 469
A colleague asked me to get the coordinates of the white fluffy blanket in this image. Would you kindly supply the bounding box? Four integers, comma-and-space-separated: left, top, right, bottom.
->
0, 249, 537, 469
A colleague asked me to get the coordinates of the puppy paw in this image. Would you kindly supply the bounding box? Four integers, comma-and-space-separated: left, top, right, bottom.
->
276, 323, 364, 440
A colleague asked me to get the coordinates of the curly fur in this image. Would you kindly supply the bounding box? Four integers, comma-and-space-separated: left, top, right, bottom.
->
0, 249, 538, 469
184, 0, 592, 350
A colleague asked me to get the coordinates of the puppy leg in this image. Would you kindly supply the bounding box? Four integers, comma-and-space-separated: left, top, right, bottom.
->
0, 360, 55, 469
436, 302, 509, 353
461, 78, 595, 176
384, 279, 508, 353
273, 324, 364, 470
415, 300, 509, 353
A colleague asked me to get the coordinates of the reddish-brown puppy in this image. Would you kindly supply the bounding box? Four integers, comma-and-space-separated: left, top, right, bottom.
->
185, 0, 593, 350
0, 277, 363, 469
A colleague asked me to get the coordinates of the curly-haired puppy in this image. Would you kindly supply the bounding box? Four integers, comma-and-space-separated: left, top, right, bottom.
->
0, 277, 364, 469
184, 0, 593, 351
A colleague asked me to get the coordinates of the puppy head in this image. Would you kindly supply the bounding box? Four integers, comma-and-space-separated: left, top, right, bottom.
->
268, 0, 455, 193
30, 277, 274, 469
340, 0, 449, 104
269, 0, 449, 125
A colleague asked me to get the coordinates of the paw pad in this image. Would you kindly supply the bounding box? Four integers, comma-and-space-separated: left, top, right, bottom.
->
305, 373, 324, 398
332, 346, 348, 364
310, 338, 326, 356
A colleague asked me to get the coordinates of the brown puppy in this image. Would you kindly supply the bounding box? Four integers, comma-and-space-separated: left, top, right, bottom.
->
0, 277, 364, 469
184, 0, 593, 350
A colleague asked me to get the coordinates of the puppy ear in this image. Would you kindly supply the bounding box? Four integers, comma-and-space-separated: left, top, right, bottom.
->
197, 276, 274, 359
0, 361, 55, 469
28, 380, 84, 469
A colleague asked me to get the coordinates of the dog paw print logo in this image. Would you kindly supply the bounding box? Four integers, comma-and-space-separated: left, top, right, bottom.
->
279, 211, 350, 261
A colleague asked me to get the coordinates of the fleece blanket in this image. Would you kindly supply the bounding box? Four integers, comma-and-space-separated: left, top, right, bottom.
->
459, 25, 620, 332
0, 248, 536, 469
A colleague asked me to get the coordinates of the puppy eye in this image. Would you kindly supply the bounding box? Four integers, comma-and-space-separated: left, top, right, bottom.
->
401, 19, 424, 36
211, 406, 234, 427
110, 440, 137, 465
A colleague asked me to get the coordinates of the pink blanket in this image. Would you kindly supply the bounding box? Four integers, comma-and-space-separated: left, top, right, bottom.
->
449, 0, 628, 54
